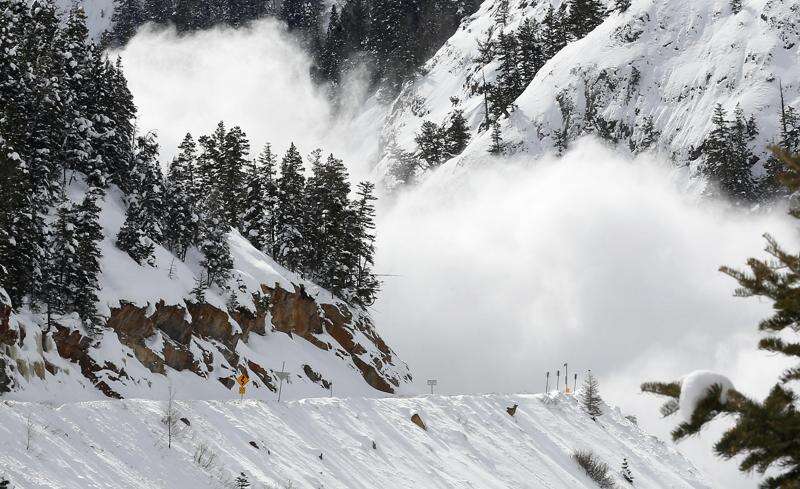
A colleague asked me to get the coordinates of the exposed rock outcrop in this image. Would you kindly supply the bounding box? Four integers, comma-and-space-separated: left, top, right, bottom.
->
2, 280, 408, 399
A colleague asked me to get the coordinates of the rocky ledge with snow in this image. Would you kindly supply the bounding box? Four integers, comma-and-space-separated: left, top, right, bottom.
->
0, 187, 411, 403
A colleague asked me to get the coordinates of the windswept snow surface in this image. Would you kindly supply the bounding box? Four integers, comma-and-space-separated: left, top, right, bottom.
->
0, 393, 709, 488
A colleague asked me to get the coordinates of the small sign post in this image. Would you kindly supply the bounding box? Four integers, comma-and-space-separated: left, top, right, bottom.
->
427, 379, 438, 395
275, 361, 290, 403
546, 371, 550, 393
236, 372, 250, 401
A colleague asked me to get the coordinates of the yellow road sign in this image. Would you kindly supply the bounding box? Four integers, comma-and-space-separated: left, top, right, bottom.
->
236, 373, 249, 386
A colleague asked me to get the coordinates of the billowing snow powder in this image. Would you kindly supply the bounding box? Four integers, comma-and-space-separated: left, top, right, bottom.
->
679, 370, 734, 422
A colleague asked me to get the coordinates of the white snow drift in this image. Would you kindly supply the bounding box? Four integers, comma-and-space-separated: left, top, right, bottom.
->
0, 393, 710, 489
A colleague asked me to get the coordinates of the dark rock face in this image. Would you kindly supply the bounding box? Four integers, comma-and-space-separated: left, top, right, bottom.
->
19, 280, 406, 399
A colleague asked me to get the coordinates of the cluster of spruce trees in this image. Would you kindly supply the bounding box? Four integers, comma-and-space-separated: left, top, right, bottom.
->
695, 97, 799, 203
109, 0, 480, 89
145, 125, 381, 308
0, 2, 136, 331
471, 0, 614, 129
0, 1, 380, 336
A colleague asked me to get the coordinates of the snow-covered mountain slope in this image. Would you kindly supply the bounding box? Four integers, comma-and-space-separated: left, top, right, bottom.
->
0, 393, 709, 488
378, 0, 800, 177
0, 184, 411, 403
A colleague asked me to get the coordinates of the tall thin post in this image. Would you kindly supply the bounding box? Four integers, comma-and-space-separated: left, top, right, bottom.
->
545, 371, 550, 393
277, 361, 286, 403
563, 362, 568, 393
573, 373, 577, 393
556, 370, 560, 392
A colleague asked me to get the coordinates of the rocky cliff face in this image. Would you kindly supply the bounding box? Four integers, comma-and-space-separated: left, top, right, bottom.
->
0, 281, 411, 400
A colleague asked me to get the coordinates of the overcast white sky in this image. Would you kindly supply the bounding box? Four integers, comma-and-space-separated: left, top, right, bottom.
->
119, 21, 797, 488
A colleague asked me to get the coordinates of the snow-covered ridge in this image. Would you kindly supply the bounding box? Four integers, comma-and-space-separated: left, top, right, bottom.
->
378, 0, 800, 176
0, 185, 411, 402
0, 393, 709, 488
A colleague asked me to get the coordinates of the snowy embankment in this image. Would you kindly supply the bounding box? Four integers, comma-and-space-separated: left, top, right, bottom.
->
0, 393, 709, 489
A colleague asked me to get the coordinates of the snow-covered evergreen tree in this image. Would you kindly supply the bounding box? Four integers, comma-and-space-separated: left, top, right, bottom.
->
621, 457, 634, 484
274, 143, 306, 271
581, 372, 603, 419
199, 214, 233, 290
116, 133, 164, 266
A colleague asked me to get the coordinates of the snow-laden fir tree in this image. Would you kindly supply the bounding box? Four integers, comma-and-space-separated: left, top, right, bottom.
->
72, 180, 105, 334
700, 104, 758, 202
116, 133, 164, 266
239, 144, 277, 255
304, 153, 353, 291
614, 0, 631, 12
516, 18, 545, 86
198, 213, 233, 290
216, 124, 250, 229
567, 0, 607, 40
233, 472, 250, 489
542, 5, 568, 58
444, 98, 471, 157
164, 153, 198, 260
415, 121, 447, 167
488, 120, 504, 155
621, 457, 633, 484
350, 181, 381, 306
581, 372, 603, 419
274, 143, 307, 271
643, 149, 800, 488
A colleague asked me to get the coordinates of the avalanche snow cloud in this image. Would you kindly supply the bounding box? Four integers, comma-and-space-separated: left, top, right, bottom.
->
116, 19, 380, 178
117, 20, 793, 487
373, 141, 796, 488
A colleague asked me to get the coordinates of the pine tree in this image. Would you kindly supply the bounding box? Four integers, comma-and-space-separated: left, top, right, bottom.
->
72, 182, 104, 334
632, 115, 660, 153
415, 121, 447, 167
110, 0, 145, 46
116, 133, 164, 266
516, 17, 545, 86
274, 143, 307, 271
163, 156, 197, 260
217, 124, 250, 229
701, 104, 757, 202
199, 213, 233, 290
730, 0, 742, 14
542, 5, 567, 58
614, 0, 631, 12
444, 97, 471, 157
493, 29, 521, 116
240, 149, 275, 254
554, 91, 575, 155
642, 150, 800, 489
305, 153, 354, 292
581, 372, 603, 419
234, 472, 250, 489
494, 0, 509, 25
488, 119, 504, 155
388, 143, 420, 187
763, 93, 799, 196
319, 5, 346, 83
567, 0, 606, 40
351, 181, 380, 306
621, 457, 633, 484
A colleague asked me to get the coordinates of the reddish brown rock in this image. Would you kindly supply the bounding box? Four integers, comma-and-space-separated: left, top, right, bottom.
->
411, 413, 427, 431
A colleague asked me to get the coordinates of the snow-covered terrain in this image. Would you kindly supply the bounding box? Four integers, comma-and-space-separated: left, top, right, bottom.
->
0, 393, 710, 488
378, 0, 800, 177
0, 181, 411, 403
